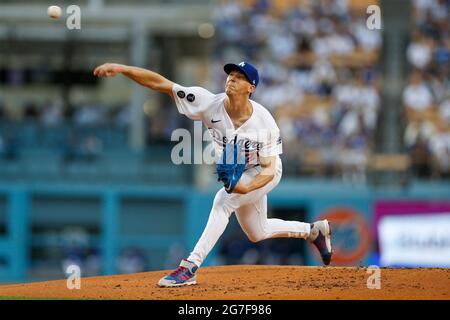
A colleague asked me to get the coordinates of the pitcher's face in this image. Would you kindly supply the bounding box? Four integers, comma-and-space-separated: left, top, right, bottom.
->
225, 70, 255, 97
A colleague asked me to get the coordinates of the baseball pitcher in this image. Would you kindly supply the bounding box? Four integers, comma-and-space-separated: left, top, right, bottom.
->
94, 61, 332, 287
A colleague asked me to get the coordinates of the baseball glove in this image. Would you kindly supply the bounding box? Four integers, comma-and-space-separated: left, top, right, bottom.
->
216, 143, 246, 194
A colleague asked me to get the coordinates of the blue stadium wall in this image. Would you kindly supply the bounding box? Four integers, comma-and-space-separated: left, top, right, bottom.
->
0, 180, 449, 283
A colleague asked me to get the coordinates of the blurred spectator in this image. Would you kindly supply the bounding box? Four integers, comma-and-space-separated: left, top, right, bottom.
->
164, 243, 188, 269
40, 99, 64, 127
351, 17, 382, 52
240, 248, 261, 265
429, 124, 450, 178
310, 58, 336, 96
117, 247, 147, 274
429, 70, 450, 103
410, 136, 432, 177
113, 105, 131, 128
339, 133, 369, 184
439, 98, 450, 123
81, 135, 103, 161
62, 132, 103, 163
73, 104, 105, 127
60, 226, 102, 277
84, 249, 102, 277
407, 33, 433, 70
434, 38, 450, 66
404, 120, 438, 177
403, 71, 434, 113
338, 109, 361, 138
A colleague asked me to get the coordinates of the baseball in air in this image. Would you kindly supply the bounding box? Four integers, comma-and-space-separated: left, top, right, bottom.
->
47, 5, 62, 19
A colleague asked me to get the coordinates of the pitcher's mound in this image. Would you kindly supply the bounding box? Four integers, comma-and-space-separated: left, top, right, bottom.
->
0, 265, 449, 300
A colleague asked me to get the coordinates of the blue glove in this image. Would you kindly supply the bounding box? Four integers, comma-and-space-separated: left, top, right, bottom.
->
216, 143, 246, 193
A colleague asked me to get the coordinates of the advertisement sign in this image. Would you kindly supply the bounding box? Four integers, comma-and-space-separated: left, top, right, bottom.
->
317, 207, 371, 265
379, 213, 450, 267
375, 201, 450, 267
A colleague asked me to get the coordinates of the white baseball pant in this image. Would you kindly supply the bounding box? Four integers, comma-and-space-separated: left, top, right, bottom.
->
187, 157, 311, 267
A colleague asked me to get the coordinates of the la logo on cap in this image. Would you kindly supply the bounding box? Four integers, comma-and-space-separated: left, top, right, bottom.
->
239, 62, 246, 67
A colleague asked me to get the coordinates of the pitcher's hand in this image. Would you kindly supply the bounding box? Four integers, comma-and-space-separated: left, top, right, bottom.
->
93, 63, 124, 77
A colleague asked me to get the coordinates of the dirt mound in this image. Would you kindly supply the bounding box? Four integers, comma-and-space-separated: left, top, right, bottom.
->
0, 266, 449, 300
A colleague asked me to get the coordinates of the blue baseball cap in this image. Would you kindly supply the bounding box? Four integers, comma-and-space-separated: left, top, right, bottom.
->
224, 61, 259, 87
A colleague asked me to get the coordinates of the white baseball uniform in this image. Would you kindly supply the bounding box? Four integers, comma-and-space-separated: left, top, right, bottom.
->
172, 83, 311, 267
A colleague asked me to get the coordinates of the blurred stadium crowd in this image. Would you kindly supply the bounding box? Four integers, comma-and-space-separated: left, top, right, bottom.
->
0, 0, 449, 182
404, 0, 450, 179
0, 99, 129, 162
211, 0, 381, 183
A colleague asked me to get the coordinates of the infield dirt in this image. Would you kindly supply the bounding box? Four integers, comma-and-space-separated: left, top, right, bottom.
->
0, 266, 448, 300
